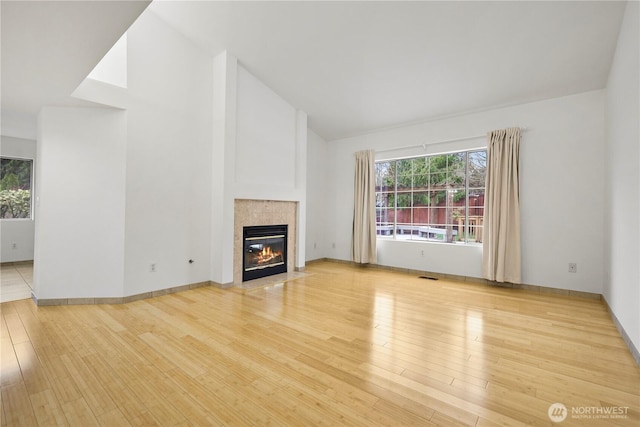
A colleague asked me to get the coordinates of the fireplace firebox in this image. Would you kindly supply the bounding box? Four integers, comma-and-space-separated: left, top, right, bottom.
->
242, 225, 287, 282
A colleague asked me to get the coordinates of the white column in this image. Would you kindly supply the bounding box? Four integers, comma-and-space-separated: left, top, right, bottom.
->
211, 51, 238, 285
295, 110, 308, 269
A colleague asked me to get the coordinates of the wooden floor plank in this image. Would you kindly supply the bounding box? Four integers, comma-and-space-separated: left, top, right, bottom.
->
29, 388, 69, 426
0, 260, 638, 426
60, 397, 100, 427
0, 382, 38, 426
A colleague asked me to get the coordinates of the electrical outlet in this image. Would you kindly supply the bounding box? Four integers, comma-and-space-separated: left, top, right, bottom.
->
568, 263, 577, 273
421, 250, 424, 257
11, 243, 17, 250
332, 243, 336, 249
150, 263, 157, 273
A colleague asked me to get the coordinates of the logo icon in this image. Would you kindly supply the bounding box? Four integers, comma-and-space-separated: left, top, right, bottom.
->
548, 403, 568, 423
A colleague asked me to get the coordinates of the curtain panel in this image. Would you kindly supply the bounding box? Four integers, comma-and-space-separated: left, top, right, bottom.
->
482, 128, 521, 283
352, 149, 377, 264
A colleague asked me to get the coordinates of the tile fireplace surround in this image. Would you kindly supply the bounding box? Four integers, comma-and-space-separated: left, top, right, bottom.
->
233, 199, 297, 285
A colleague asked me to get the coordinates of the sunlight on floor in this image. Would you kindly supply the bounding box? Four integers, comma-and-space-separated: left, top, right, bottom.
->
0, 261, 33, 303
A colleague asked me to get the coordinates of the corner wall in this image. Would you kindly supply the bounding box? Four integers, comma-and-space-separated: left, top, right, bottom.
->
0, 136, 36, 262
306, 129, 329, 261
34, 10, 214, 300
123, 10, 214, 296
35, 107, 127, 299
604, 1, 639, 359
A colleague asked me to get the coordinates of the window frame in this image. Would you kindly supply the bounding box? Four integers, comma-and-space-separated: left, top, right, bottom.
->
375, 148, 486, 245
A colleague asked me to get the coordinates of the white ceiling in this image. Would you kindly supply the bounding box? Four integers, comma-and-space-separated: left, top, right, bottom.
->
1, 0, 150, 118
150, 0, 626, 140
1, 1, 627, 141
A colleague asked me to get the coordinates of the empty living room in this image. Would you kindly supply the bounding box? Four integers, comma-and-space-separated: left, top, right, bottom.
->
1, 1, 638, 426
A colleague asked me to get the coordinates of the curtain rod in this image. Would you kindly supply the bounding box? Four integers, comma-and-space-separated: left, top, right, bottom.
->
376, 127, 526, 154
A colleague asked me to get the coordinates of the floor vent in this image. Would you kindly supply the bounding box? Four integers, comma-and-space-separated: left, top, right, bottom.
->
419, 276, 439, 281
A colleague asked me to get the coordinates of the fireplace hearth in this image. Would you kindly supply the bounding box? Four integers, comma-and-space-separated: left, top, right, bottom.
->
243, 225, 288, 282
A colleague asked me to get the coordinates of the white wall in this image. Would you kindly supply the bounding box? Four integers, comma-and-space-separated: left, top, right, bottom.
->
87, 33, 128, 88
35, 10, 214, 299
236, 66, 296, 192
306, 129, 329, 261
0, 136, 36, 262
1, 111, 37, 140
35, 107, 127, 299
35, 11, 307, 298
210, 51, 237, 285
604, 1, 639, 354
234, 65, 308, 202
123, 10, 213, 295
325, 90, 606, 293
209, 53, 310, 283
294, 111, 308, 268
225, 60, 308, 273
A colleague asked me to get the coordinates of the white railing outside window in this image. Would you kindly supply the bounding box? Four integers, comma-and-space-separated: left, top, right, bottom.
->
375, 149, 486, 245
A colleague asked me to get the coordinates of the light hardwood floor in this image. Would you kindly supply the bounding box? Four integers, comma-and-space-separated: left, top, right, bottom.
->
0, 262, 33, 304
1, 261, 638, 426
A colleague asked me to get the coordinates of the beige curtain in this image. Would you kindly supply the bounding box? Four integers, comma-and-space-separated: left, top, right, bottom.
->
352, 149, 377, 264
482, 128, 521, 283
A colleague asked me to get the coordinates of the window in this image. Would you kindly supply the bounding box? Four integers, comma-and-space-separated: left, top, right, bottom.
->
0, 158, 33, 219
375, 149, 486, 244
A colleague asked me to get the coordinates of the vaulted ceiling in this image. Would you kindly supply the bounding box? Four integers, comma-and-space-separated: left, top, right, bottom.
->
1, 1, 627, 141
1, 0, 150, 120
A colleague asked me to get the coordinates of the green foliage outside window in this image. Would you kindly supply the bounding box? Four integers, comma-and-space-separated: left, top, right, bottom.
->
376, 150, 487, 243
376, 153, 469, 207
0, 158, 32, 219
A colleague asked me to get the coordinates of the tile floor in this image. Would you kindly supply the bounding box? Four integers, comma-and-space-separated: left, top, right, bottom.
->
0, 261, 33, 303
233, 270, 308, 291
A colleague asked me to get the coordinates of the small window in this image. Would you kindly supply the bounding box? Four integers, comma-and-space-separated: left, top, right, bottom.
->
0, 158, 33, 219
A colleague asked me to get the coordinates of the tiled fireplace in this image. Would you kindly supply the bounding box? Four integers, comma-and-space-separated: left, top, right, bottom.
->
233, 199, 297, 284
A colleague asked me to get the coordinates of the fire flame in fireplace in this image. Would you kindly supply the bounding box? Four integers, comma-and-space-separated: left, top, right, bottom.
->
256, 245, 282, 265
